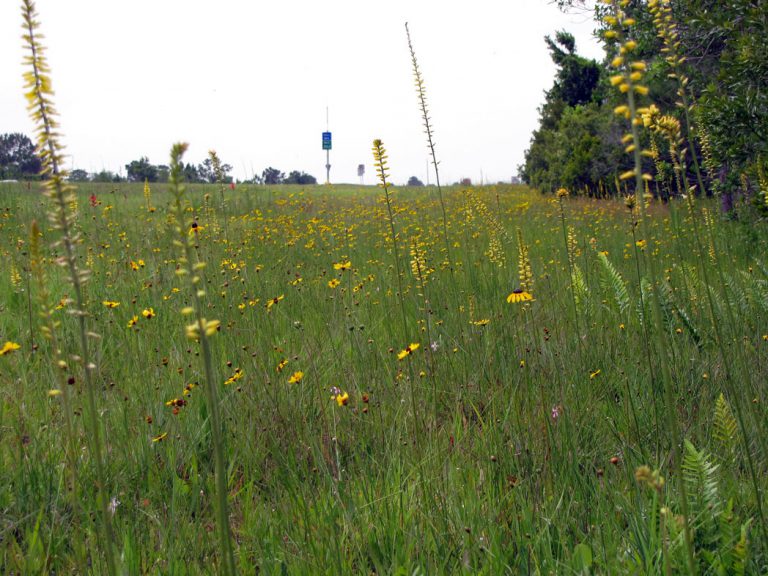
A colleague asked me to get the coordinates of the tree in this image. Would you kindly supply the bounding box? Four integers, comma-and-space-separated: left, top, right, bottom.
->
125, 157, 158, 182
407, 176, 424, 186
284, 171, 317, 185
69, 169, 90, 182
262, 167, 284, 185
92, 170, 122, 183
0, 133, 42, 179
198, 157, 233, 184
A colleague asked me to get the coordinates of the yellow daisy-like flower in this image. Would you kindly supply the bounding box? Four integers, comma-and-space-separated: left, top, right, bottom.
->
276, 359, 288, 372
102, 300, 120, 308
506, 289, 534, 304
335, 392, 349, 407
397, 343, 420, 361
152, 432, 168, 443
328, 278, 341, 288
288, 371, 304, 384
471, 319, 490, 326
266, 294, 284, 309
142, 308, 155, 319
127, 315, 139, 328
0, 341, 21, 356
333, 260, 352, 271
224, 368, 244, 386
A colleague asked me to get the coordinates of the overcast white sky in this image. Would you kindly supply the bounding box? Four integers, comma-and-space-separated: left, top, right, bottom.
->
0, 1, 602, 185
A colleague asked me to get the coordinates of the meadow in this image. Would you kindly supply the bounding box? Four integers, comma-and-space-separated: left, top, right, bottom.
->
1, 178, 767, 573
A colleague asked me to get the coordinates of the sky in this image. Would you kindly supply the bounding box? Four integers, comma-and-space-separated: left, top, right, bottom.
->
0, 1, 602, 185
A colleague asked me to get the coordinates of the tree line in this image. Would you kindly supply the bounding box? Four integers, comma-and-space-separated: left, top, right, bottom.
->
521, 0, 766, 205
0, 133, 317, 185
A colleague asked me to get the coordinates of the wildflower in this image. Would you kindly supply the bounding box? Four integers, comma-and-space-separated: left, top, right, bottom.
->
276, 358, 288, 372
506, 289, 534, 304
266, 294, 284, 309
551, 405, 560, 421
333, 260, 352, 271
288, 371, 304, 384
142, 308, 155, 319
590, 369, 601, 379
0, 341, 21, 356
102, 300, 120, 308
430, 341, 439, 352
334, 391, 350, 406
48, 389, 62, 397
108, 496, 120, 516
224, 368, 244, 386
328, 278, 341, 288
397, 342, 420, 360
127, 315, 139, 328
151, 432, 168, 443
556, 187, 569, 199
471, 319, 490, 326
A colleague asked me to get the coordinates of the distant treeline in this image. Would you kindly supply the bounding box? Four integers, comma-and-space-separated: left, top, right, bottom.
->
0, 135, 318, 186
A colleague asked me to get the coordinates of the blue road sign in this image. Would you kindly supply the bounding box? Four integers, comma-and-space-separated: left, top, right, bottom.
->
322, 131, 332, 150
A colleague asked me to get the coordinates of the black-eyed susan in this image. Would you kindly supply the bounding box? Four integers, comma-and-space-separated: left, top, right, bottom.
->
224, 368, 244, 386
151, 432, 168, 443
102, 300, 120, 308
266, 294, 284, 310
288, 371, 304, 384
333, 260, 352, 271
127, 315, 139, 328
470, 318, 490, 326
0, 341, 21, 356
334, 391, 349, 406
328, 278, 341, 288
397, 342, 420, 360
506, 289, 534, 304
590, 369, 601, 379
276, 358, 288, 372
142, 308, 155, 319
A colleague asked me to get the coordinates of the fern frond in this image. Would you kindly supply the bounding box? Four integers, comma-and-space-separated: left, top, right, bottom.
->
683, 440, 721, 544
713, 393, 738, 460
597, 252, 630, 315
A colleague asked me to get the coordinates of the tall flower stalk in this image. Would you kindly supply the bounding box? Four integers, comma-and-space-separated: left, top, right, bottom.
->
21, 1, 116, 572
168, 143, 236, 575
405, 23, 453, 274
603, 2, 696, 572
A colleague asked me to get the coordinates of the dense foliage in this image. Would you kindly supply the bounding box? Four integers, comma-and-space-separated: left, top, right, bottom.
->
522, 0, 768, 201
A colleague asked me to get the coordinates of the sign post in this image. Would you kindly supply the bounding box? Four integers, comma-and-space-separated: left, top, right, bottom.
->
322, 107, 332, 185
322, 132, 332, 184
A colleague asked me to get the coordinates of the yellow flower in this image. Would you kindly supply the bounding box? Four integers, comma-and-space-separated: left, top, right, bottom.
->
506, 289, 534, 304
102, 300, 120, 308
265, 294, 284, 309
142, 308, 155, 319
328, 278, 341, 288
0, 341, 21, 356
224, 368, 244, 386
471, 319, 490, 326
152, 432, 168, 443
335, 392, 350, 407
277, 359, 288, 372
333, 260, 352, 271
397, 343, 420, 360
127, 315, 139, 328
590, 369, 601, 379
288, 371, 304, 384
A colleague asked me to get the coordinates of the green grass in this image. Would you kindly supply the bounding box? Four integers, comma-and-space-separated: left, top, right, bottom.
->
1, 181, 767, 573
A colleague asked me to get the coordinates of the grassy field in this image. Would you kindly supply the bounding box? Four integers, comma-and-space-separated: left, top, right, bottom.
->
1, 179, 767, 573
